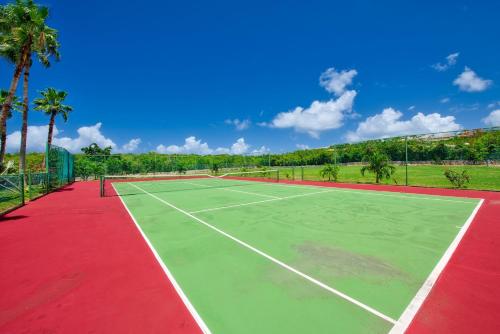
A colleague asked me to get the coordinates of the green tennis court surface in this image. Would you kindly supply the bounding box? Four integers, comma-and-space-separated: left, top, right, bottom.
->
111, 176, 481, 334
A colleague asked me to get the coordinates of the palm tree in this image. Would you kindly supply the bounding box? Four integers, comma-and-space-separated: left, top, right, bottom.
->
0, 0, 60, 170
319, 164, 339, 181
360, 150, 396, 183
33, 88, 72, 145
0, 90, 22, 166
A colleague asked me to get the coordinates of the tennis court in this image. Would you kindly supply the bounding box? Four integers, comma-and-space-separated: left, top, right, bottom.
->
104, 171, 483, 334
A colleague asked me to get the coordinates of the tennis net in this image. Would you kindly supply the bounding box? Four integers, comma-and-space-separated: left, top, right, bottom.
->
100, 169, 279, 197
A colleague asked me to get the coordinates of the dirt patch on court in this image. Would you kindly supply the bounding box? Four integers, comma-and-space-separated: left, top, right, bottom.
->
293, 243, 412, 284
265, 242, 415, 299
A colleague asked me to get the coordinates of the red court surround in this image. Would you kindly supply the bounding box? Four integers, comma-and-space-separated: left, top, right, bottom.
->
0, 181, 202, 334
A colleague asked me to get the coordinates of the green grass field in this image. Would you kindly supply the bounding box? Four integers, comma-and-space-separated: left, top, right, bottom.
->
112, 176, 481, 333
277, 165, 500, 191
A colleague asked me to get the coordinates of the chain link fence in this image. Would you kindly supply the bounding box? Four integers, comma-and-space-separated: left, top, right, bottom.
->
74, 127, 499, 191
1, 144, 74, 215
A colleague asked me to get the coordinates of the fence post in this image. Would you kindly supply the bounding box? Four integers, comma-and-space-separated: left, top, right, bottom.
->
67, 151, 71, 184
292, 167, 295, 180
20, 174, 25, 205
301, 166, 304, 181
28, 170, 32, 200
100, 175, 104, 197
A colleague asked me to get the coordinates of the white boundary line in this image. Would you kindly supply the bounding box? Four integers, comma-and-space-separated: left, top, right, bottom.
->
189, 189, 335, 214
112, 184, 212, 334
388, 198, 485, 334
109, 175, 478, 204
254, 181, 479, 204
183, 181, 281, 199
128, 182, 397, 325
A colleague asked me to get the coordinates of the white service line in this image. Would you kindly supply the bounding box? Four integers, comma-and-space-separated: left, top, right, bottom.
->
190, 189, 336, 214
112, 184, 212, 334
183, 181, 281, 199
128, 182, 397, 325
388, 198, 485, 334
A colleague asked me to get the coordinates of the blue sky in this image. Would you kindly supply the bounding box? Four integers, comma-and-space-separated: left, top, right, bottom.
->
2, 0, 499, 154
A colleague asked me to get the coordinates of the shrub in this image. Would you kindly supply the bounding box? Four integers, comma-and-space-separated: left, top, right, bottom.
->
319, 164, 340, 182
444, 169, 470, 189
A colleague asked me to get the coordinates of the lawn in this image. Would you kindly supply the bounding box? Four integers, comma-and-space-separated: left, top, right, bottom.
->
277, 164, 500, 191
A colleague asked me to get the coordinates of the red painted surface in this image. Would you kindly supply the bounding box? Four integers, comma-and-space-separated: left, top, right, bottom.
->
0, 181, 202, 334
1, 179, 499, 333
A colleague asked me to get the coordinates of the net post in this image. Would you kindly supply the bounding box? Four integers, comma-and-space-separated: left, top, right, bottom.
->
405, 136, 408, 186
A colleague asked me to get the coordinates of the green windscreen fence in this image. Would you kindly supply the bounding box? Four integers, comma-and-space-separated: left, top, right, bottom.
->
46, 144, 75, 190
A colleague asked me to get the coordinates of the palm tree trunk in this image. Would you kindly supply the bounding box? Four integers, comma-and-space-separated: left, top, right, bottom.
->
19, 57, 32, 174
0, 116, 6, 168
47, 112, 56, 146
0, 45, 29, 169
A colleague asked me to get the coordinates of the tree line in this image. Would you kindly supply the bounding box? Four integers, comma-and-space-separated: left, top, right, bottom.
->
69, 128, 499, 180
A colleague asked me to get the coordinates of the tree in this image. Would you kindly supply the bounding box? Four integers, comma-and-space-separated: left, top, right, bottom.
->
319, 164, 339, 182
175, 162, 187, 174
33, 88, 72, 146
0, 90, 22, 170
360, 150, 396, 183
210, 162, 219, 175
75, 158, 93, 181
0, 0, 60, 169
81, 143, 112, 156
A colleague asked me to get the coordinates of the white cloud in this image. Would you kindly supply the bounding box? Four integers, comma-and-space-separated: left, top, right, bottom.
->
6, 125, 53, 153
296, 144, 310, 150
6, 122, 139, 154
266, 67, 358, 138
120, 138, 141, 153
269, 90, 357, 138
319, 68, 358, 96
250, 145, 270, 156
156, 136, 260, 155
453, 67, 492, 92
483, 110, 500, 127
408, 105, 416, 111
487, 101, 500, 109
52, 123, 117, 153
432, 52, 459, 71
345, 108, 462, 142
156, 136, 212, 155
225, 118, 251, 130
228, 138, 249, 154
